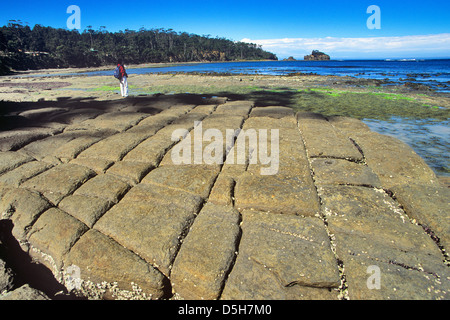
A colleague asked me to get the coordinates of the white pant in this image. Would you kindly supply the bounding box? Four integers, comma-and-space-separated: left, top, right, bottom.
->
120, 76, 128, 97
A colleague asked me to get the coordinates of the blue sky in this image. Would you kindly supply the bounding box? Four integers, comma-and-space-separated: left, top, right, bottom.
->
1, 0, 450, 59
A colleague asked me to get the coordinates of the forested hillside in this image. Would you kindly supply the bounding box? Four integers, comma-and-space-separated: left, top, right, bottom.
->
0, 21, 277, 74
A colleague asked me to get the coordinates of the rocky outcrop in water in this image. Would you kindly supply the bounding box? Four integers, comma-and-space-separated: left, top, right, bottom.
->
304, 50, 330, 61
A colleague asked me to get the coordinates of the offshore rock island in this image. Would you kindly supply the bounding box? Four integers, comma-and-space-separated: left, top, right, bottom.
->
304, 50, 331, 61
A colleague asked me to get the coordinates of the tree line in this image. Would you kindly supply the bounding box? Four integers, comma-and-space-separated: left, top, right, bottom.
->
0, 21, 277, 74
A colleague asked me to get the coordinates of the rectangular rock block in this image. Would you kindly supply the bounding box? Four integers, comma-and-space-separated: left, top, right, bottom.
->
77, 132, 148, 162
207, 176, 235, 206
64, 229, 167, 299
141, 165, 219, 199
69, 157, 114, 174
21, 163, 96, 205
342, 254, 449, 300
321, 185, 450, 298
350, 131, 437, 189
122, 183, 203, 211
297, 112, 363, 161
28, 208, 88, 271
0, 161, 53, 188
249, 106, 295, 120
0, 127, 58, 152
66, 111, 148, 133
53, 135, 105, 161
235, 172, 320, 216
20, 134, 77, 160
221, 210, 340, 300
214, 101, 253, 117
122, 131, 178, 166
106, 161, 154, 185
73, 174, 130, 203
0, 188, 52, 242
171, 203, 241, 300
94, 194, 200, 276
58, 194, 112, 228
311, 158, 381, 187
189, 104, 217, 115
391, 183, 450, 250
0, 151, 34, 175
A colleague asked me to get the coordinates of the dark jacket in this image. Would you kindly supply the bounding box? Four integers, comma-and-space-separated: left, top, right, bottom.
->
118, 64, 128, 78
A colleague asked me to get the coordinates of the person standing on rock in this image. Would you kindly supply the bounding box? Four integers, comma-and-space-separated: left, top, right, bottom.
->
114, 59, 128, 98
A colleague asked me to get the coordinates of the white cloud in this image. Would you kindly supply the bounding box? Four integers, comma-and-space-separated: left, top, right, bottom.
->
241, 34, 450, 59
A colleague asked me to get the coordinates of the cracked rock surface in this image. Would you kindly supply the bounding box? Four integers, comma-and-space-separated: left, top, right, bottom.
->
0, 95, 448, 300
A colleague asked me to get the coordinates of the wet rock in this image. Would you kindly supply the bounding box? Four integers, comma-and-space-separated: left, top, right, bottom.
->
0, 258, 14, 293
349, 131, 438, 189
0, 284, 50, 300
392, 183, 450, 250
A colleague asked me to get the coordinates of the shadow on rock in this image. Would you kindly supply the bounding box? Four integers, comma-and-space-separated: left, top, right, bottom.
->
0, 219, 84, 300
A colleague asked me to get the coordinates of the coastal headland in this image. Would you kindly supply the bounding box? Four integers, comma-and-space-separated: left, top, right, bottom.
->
0, 68, 449, 300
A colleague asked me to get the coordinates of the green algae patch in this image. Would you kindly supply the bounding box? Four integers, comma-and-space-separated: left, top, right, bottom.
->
137, 84, 448, 121
91, 85, 118, 92
292, 89, 448, 121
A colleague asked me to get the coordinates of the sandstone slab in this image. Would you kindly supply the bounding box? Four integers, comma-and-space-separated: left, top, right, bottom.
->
0, 127, 59, 152
94, 185, 203, 276
73, 174, 130, 203
321, 185, 450, 299
21, 163, 95, 204
221, 210, 340, 299
28, 208, 88, 270
214, 101, 253, 117
141, 165, 219, 199
297, 112, 363, 161
0, 151, 34, 174
106, 161, 154, 185
342, 254, 449, 300
171, 203, 241, 299
392, 183, 450, 250
58, 195, 112, 228
311, 158, 381, 187
77, 132, 148, 162
65, 229, 167, 299
0, 161, 53, 188
0, 188, 52, 241
351, 132, 438, 189
235, 172, 320, 216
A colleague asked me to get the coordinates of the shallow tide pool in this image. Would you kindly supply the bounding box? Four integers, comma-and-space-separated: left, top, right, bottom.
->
363, 117, 449, 177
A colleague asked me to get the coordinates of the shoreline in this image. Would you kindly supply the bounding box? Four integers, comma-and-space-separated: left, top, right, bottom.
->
2, 60, 280, 77
1, 67, 449, 105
